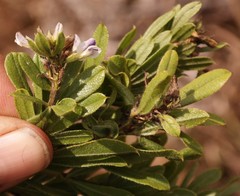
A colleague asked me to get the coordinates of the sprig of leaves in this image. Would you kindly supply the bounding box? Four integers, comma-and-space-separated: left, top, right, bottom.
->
4, 1, 240, 195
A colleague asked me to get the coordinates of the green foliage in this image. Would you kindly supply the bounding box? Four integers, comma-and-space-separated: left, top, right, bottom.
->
4, 1, 240, 195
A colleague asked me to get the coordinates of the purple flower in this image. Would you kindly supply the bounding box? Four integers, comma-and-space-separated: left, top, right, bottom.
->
72, 34, 101, 58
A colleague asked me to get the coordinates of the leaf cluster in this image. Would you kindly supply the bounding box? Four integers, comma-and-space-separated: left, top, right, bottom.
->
3, 1, 239, 195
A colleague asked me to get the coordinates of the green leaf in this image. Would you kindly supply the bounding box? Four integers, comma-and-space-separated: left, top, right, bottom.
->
27, 107, 51, 129
52, 32, 65, 56
133, 122, 161, 136
105, 166, 170, 191
172, 23, 196, 42
106, 73, 135, 106
136, 71, 171, 115
51, 130, 93, 145
139, 145, 183, 161
202, 112, 225, 126
67, 179, 134, 196
18, 53, 51, 90
34, 31, 51, 56
57, 61, 83, 99
63, 65, 105, 102
53, 155, 128, 168
46, 107, 82, 134
181, 162, 199, 187
4, 52, 31, 93
14, 89, 35, 120
51, 98, 79, 116
180, 69, 231, 106
84, 24, 109, 68
157, 50, 178, 76
188, 169, 222, 192
126, 37, 155, 64
180, 131, 203, 159
179, 56, 213, 70
107, 55, 130, 87
54, 138, 137, 158
116, 26, 136, 55
159, 114, 181, 137
169, 188, 197, 196
170, 108, 209, 128
80, 93, 107, 117
143, 8, 176, 38
172, 1, 201, 34
92, 120, 119, 138
12, 90, 48, 106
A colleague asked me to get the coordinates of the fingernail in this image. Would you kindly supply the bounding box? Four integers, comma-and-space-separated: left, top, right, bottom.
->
0, 127, 52, 186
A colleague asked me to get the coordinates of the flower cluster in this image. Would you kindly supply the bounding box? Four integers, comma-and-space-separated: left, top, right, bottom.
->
15, 22, 101, 60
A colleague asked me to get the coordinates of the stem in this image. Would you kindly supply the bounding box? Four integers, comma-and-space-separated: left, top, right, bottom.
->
48, 79, 58, 106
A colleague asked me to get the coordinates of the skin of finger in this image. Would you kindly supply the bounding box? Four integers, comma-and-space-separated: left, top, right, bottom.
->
0, 116, 53, 191
0, 55, 17, 117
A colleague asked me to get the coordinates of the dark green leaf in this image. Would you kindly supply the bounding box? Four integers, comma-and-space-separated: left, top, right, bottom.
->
52, 32, 65, 56
53, 155, 128, 168
56, 61, 83, 99
116, 26, 136, 55
14, 89, 35, 120
34, 31, 51, 56
12, 89, 48, 106
180, 131, 203, 159
136, 71, 171, 114
180, 69, 231, 106
67, 179, 134, 196
92, 120, 119, 138
63, 65, 105, 102
18, 53, 51, 90
106, 73, 135, 106
105, 166, 170, 191
51, 130, 93, 145
133, 122, 161, 136
27, 107, 51, 129
188, 169, 222, 192
54, 138, 137, 158
4, 52, 31, 93
179, 56, 213, 70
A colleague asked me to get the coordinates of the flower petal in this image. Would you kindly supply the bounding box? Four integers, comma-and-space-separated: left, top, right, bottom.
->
81, 38, 96, 51
53, 22, 63, 39
15, 32, 29, 48
72, 34, 81, 52
80, 45, 102, 58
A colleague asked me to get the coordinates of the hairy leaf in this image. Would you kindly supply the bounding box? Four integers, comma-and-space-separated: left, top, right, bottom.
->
159, 114, 181, 137
180, 69, 231, 106
136, 71, 171, 114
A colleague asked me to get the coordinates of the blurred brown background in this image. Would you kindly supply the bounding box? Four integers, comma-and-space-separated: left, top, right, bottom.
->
1, 0, 240, 184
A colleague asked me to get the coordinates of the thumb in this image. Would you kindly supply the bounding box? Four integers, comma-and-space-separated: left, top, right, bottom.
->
0, 116, 53, 192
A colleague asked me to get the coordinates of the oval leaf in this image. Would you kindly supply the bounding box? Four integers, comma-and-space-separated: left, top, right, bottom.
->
63, 65, 105, 102
14, 89, 35, 120
4, 52, 32, 93
159, 114, 181, 137
180, 69, 231, 106
170, 108, 209, 128
105, 166, 170, 191
136, 71, 171, 115
18, 53, 51, 90
157, 50, 178, 76
80, 93, 107, 117
54, 138, 138, 158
